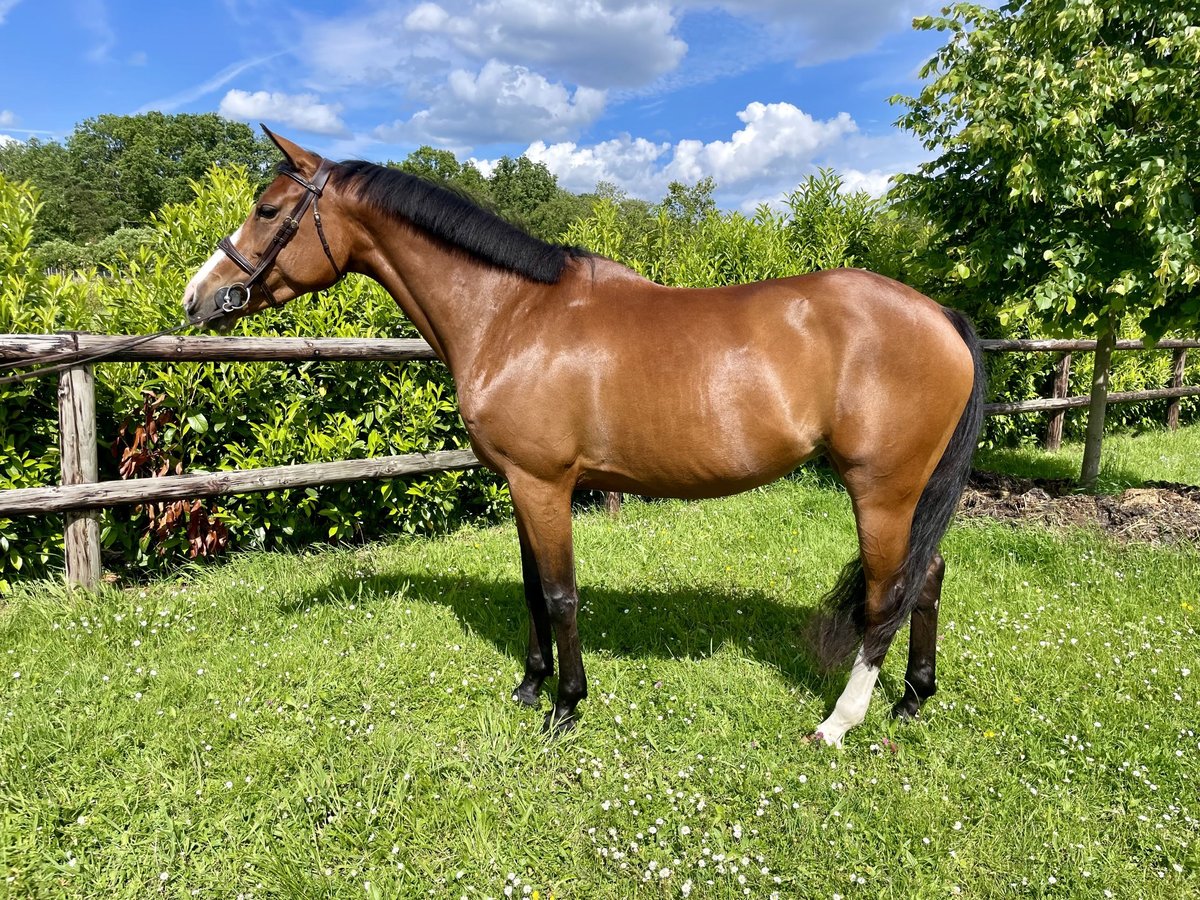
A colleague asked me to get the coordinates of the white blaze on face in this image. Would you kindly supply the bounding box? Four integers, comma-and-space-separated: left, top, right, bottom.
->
183, 226, 242, 310
816, 646, 881, 748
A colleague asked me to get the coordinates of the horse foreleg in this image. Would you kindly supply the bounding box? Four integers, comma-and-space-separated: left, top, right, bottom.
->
893, 552, 944, 720
512, 525, 555, 707
507, 474, 587, 734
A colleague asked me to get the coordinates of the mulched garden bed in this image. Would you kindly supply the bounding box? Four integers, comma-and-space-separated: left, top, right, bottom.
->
959, 470, 1200, 546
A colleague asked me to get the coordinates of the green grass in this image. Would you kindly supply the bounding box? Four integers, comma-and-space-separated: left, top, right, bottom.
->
2, 430, 1199, 899
976, 422, 1200, 491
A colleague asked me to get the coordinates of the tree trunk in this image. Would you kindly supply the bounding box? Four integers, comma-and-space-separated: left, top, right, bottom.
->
1080, 325, 1116, 490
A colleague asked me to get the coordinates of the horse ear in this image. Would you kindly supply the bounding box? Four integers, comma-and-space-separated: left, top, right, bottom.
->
261, 124, 322, 176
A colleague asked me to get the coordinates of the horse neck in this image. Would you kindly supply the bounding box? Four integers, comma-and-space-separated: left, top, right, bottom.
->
348, 205, 527, 376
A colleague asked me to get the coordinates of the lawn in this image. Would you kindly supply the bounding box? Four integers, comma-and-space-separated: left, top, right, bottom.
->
975, 422, 1200, 491
1, 428, 1198, 899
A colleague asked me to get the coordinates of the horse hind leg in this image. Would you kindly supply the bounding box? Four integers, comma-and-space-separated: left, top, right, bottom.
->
815, 491, 915, 747
814, 305, 982, 746
893, 552, 944, 720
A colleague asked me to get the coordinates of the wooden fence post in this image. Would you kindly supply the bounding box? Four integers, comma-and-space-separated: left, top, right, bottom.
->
1044, 352, 1072, 452
1080, 328, 1116, 490
1167, 348, 1187, 431
58, 355, 100, 589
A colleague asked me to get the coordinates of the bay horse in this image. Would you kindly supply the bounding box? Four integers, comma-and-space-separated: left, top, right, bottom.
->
183, 128, 985, 747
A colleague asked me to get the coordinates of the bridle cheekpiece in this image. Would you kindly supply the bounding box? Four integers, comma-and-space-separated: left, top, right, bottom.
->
215, 157, 343, 312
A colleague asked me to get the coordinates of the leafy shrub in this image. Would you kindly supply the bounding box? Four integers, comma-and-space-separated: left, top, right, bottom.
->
564, 169, 893, 288
32, 228, 155, 274
0, 169, 506, 588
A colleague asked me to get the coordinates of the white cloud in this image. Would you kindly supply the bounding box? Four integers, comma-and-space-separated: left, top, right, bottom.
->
135, 55, 277, 114
378, 61, 605, 147
837, 169, 897, 197
664, 102, 856, 186
218, 89, 348, 136
0, 0, 21, 25
508, 101, 925, 207
0, 110, 14, 127
525, 135, 673, 196
686, 0, 939, 65
286, 1, 935, 156
202, 2, 934, 177
404, 0, 686, 88
301, 5, 416, 89
404, 2, 452, 31
294, 0, 686, 154
0, 134, 18, 147
295, 0, 933, 94
77, 0, 115, 63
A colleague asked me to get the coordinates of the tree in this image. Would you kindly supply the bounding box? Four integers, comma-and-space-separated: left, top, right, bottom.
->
524, 190, 593, 242
66, 112, 274, 240
660, 177, 717, 226
488, 155, 560, 224
393, 145, 490, 200
0, 113, 274, 244
892, 1, 1200, 486
0, 138, 75, 241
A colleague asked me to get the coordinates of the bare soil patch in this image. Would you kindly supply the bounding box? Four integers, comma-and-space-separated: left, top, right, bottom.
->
960, 471, 1200, 546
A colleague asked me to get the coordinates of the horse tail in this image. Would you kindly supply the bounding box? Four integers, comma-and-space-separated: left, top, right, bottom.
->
816, 306, 985, 669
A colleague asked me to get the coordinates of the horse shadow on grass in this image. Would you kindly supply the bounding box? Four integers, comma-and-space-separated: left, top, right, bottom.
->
281, 558, 906, 713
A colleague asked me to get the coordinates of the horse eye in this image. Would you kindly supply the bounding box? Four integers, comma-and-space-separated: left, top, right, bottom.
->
257, 205, 279, 220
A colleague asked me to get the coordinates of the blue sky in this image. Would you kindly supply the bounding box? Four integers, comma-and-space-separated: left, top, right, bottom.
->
0, 0, 947, 209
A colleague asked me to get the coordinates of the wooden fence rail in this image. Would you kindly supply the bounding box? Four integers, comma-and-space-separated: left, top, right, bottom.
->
979, 337, 1198, 450
0, 332, 1195, 588
0, 334, 439, 364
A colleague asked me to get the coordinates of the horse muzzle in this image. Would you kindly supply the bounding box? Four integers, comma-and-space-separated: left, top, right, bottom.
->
182, 283, 249, 327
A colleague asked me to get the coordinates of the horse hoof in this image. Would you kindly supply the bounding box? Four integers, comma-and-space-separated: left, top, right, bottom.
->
891, 697, 922, 721
543, 710, 576, 737
807, 724, 846, 748
512, 683, 541, 708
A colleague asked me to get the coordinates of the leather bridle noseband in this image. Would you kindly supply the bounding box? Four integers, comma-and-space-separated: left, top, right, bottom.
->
215, 157, 343, 313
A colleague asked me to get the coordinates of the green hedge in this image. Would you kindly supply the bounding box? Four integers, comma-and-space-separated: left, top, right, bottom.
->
0, 169, 507, 589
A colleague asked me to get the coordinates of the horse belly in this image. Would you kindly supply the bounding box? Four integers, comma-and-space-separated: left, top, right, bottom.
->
577, 378, 825, 500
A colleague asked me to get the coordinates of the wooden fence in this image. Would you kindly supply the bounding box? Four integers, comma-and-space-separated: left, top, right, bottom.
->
977, 337, 1200, 451
1, 332, 1197, 588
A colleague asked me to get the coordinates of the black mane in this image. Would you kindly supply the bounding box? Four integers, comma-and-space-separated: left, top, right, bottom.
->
304, 159, 588, 284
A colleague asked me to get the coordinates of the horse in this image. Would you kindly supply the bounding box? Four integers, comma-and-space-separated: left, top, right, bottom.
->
183, 127, 985, 747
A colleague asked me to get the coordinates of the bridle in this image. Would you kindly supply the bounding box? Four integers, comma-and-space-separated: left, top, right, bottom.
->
0, 158, 347, 388
215, 157, 343, 313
